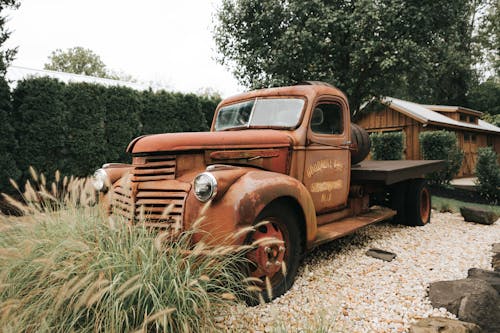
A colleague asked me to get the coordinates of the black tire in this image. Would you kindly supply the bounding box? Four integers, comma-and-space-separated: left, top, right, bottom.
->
245, 202, 302, 304
351, 123, 371, 165
404, 179, 431, 226
388, 181, 407, 225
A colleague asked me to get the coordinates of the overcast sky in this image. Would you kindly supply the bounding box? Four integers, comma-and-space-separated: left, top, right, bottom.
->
4, 0, 243, 97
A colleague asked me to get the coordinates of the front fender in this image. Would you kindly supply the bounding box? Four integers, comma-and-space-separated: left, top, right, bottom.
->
184, 169, 317, 248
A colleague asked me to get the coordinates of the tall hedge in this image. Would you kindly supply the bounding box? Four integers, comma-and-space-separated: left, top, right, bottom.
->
11, 77, 67, 182
0, 77, 221, 194
370, 131, 405, 160
65, 83, 107, 176
0, 77, 20, 192
419, 130, 463, 184
103, 86, 142, 163
140, 90, 183, 134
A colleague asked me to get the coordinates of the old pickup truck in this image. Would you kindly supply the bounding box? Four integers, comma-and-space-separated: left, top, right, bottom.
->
92, 81, 443, 301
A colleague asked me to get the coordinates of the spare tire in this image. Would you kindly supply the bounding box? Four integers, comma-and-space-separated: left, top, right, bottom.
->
351, 123, 371, 165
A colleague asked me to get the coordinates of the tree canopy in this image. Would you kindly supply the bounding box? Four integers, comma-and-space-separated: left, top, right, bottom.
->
214, 0, 490, 113
0, 0, 20, 75
45, 46, 110, 78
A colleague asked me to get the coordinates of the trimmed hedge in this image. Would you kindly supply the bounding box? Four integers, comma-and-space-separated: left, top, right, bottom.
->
0, 77, 221, 194
370, 131, 405, 160
475, 147, 500, 203
419, 130, 463, 184
0, 77, 20, 191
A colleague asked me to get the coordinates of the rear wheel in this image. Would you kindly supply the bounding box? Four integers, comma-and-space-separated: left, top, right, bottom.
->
404, 179, 431, 226
388, 181, 407, 224
245, 203, 302, 304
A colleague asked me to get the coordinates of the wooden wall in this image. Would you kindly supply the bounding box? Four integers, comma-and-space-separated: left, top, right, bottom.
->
355, 106, 422, 160
355, 107, 500, 178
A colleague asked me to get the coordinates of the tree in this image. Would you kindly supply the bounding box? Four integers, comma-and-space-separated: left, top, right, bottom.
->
44, 46, 109, 78
214, 0, 479, 113
0, 0, 20, 75
469, 78, 500, 115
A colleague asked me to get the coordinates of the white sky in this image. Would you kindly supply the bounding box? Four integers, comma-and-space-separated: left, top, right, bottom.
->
4, 0, 243, 97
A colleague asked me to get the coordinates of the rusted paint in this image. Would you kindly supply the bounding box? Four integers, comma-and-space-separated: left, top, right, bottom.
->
206, 147, 290, 174
100, 82, 445, 265
128, 130, 293, 154
182, 168, 317, 248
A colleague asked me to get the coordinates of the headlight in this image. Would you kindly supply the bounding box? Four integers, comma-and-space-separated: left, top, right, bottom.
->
193, 172, 217, 202
92, 168, 109, 192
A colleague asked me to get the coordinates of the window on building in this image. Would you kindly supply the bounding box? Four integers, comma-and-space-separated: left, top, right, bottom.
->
460, 114, 467, 122
464, 133, 470, 141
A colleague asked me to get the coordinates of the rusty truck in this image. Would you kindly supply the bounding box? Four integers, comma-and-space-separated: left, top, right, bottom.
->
92, 81, 444, 301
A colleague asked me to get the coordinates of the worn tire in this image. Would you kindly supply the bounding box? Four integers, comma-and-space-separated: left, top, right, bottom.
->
245, 202, 302, 304
404, 179, 431, 226
388, 181, 407, 225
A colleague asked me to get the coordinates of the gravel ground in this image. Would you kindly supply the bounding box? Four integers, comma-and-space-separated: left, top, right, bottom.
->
220, 210, 500, 333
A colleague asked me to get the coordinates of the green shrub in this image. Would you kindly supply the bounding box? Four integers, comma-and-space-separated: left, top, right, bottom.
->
0, 77, 20, 193
475, 147, 500, 203
11, 77, 68, 181
64, 83, 108, 177
1, 78, 221, 194
0, 175, 248, 332
419, 130, 463, 184
370, 131, 405, 160
102, 86, 142, 163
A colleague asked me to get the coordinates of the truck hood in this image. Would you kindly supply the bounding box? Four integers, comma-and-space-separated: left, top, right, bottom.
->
127, 130, 293, 154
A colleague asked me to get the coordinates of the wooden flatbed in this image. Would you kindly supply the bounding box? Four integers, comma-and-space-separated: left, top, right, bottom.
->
350, 160, 445, 185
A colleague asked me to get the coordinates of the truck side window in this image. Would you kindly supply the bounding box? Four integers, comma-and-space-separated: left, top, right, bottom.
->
311, 103, 343, 135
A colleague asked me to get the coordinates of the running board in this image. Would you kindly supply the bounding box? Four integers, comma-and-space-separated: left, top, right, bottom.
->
312, 206, 396, 247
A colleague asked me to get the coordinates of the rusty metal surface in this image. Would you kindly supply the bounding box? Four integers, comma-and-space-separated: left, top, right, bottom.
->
128, 130, 293, 154
313, 206, 396, 247
183, 169, 318, 248
351, 160, 446, 185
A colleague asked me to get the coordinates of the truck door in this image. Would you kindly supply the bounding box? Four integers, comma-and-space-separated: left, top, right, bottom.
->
303, 98, 350, 214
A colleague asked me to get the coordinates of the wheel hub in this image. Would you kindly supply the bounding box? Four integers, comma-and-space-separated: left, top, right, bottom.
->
247, 222, 286, 279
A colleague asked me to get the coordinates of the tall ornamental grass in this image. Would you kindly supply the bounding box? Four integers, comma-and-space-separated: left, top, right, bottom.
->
0, 168, 254, 333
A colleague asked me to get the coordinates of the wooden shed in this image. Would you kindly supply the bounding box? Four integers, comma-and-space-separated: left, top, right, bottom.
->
355, 97, 500, 177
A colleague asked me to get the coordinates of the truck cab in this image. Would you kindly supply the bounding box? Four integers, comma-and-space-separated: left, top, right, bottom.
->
94, 82, 443, 301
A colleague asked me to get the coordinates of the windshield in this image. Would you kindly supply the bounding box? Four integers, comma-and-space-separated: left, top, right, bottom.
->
214, 98, 305, 131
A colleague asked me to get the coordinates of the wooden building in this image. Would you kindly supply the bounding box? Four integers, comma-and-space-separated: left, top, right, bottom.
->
355, 97, 500, 177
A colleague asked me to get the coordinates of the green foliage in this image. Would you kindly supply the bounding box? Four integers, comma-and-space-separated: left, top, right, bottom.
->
482, 113, 500, 126
11, 77, 68, 181
469, 79, 500, 115
419, 130, 464, 184
0, 179, 247, 332
64, 83, 108, 176
214, 0, 478, 112
475, 147, 500, 203
1, 77, 219, 194
199, 94, 222, 129
44, 46, 127, 80
370, 131, 405, 160
0, 0, 20, 75
0, 77, 19, 192
102, 86, 142, 163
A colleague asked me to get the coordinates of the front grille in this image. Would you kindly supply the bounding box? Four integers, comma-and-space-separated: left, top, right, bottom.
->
133, 155, 176, 182
135, 188, 187, 227
110, 180, 134, 220
109, 155, 188, 229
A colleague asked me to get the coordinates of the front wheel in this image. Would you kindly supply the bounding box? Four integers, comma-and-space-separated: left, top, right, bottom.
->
245, 203, 302, 304
404, 179, 431, 226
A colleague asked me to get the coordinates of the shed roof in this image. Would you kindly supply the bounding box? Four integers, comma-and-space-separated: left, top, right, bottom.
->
383, 97, 500, 134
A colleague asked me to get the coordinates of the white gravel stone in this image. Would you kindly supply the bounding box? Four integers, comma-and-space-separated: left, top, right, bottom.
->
222, 211, 500, 332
